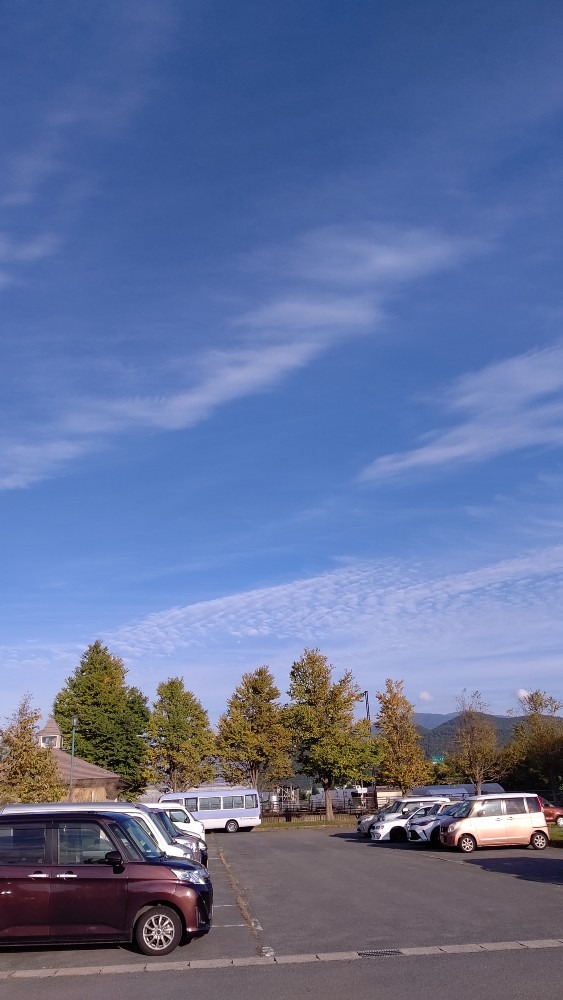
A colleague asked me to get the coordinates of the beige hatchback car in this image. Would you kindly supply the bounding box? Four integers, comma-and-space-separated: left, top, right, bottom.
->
439, 793, 549, 853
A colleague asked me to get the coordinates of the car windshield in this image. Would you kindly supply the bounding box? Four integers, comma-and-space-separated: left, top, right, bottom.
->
148, 811, 174, 844
152, 809, 181, 840
441, 801, 463, 815
384, 801, 405, 815
409, 805, 436, 821
112, 816, 163, 860
426, 803, 443, 816
449, 801, 472, 819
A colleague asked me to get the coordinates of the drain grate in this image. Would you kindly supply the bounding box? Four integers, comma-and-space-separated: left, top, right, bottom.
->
358, 949, 402, 958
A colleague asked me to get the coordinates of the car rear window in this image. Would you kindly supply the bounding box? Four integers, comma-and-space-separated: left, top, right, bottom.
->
168, 809, 188, 823
0, 822, 47, 865
504, 797, 527, 815
525, 796, 542, 813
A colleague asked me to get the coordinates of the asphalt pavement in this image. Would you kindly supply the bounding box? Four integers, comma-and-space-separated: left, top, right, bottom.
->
1, 826, 563, 997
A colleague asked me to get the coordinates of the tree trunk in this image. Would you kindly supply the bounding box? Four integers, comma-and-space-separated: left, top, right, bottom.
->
323, 781, 333, 821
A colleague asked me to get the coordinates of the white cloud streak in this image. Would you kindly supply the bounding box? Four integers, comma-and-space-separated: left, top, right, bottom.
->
1, 224, 472, 490
360, 343, 563, 481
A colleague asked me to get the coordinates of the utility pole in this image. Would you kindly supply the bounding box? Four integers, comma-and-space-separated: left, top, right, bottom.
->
68, 716, 79, 801
362, 690, 378, 810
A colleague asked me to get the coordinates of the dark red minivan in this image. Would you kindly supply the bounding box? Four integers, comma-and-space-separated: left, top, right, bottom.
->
0, 810, 213, 955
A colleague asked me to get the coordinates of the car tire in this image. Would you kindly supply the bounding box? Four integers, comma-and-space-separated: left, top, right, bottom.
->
458, 834, 477, 854
389, 827, 407, 843
556, 817, 563, 828
531, 830, 548, 850
135, 906, 183, 956
225, 819, 239, 833
429, 827, 441, 847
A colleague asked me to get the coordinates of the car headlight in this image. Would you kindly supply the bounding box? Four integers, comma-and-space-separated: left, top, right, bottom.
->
373, 824, 384, 830
416, 820, 432, 827
169, 866, 208, 885
447, 823, 458, 833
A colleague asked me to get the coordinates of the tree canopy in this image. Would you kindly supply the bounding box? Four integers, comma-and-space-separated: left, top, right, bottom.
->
286, 648, 382, 819
449, 689, 504, 794
506, 689, 563, 799
216, 666, 293, 789
0, 695, 65, 804
148, 677, 216, 791
53, 640, 150, 796
375, 679, 432, 793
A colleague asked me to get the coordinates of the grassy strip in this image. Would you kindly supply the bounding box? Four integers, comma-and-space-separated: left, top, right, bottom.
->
257, 815, 357, 832
549, 824, 563, 847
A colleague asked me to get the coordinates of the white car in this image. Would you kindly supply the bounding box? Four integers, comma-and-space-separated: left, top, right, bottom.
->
357, 797, 444, 837
370, 798, 451, 843
406, 801, 463, 846
144, 802, 206, 842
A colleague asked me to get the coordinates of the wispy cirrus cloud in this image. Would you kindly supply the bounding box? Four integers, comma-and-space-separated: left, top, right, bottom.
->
108, 543, 563, 656
105, 542, 563, 713
1, 223, 475, 490
360, 342, 563, 481
1, 2, 176, 209
2, 543, 563, 716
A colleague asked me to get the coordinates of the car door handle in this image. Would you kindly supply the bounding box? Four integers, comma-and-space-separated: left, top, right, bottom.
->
56, 872, 78, 879
28, 872, 49, 878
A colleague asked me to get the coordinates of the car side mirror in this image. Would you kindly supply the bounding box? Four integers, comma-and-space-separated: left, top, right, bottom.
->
105, 850, 123, 869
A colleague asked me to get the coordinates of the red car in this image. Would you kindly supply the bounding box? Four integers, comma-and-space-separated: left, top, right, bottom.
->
0, 810, 212, 955
539, 796, 563, 826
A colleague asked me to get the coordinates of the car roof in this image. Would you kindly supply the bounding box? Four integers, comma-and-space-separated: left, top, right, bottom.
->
465, 792, 536, 800
0, 810, 137, 823
0, 801, 150, 815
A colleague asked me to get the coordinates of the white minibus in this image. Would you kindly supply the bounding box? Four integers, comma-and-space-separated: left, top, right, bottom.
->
159, 786, 261, 832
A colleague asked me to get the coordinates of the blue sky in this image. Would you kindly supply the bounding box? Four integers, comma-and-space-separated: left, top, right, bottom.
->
2, 0, 563, 723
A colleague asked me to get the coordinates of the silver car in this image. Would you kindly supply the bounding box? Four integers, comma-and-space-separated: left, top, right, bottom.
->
406, 801, 463, 846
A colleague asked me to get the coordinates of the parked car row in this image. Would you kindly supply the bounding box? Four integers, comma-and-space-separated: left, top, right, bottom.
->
358, 792, 551, 853
0, 800, 213, 955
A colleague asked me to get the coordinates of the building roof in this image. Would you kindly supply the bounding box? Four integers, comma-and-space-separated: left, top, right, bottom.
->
52, 749, 124, 784
38, 717, 62, 738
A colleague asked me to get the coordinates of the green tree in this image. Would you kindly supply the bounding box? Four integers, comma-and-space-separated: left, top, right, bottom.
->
53, 640, 150, 796
375, 679, 433, 793
148, 677, 216, 791
0, 695, 65, 804
286, 648, 382, 820
506, 690, 563, 800
450, 689, 504, 795
216, 666, 293, 789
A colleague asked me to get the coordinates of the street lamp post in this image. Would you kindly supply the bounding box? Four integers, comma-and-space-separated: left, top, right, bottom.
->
68, 716, 79, 802
362, 690, 378, 810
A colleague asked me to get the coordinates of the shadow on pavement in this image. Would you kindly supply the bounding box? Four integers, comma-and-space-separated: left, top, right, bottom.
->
330, 831, 414, 849
464, 855, 563, 885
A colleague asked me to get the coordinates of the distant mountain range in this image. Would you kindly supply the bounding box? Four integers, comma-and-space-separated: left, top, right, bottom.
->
413, 712, 458, 730
413, 712, 524, 758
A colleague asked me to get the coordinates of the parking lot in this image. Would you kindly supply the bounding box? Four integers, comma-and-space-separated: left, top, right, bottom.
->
2, 826, 563, 995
